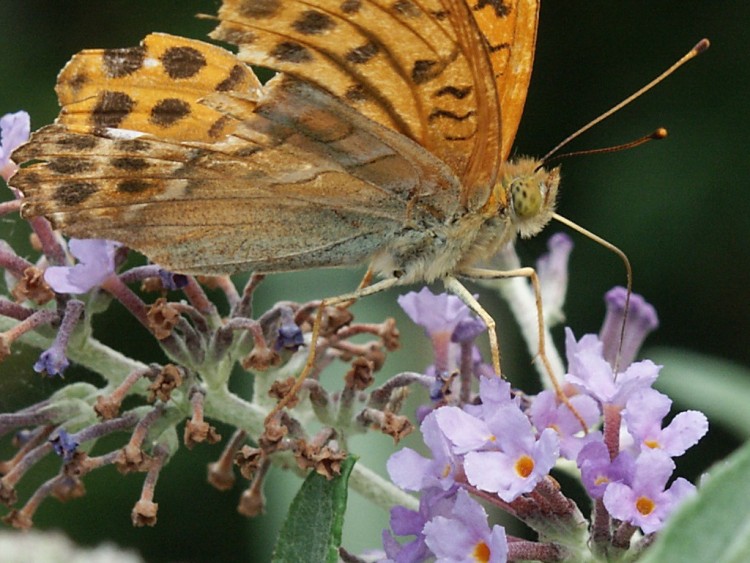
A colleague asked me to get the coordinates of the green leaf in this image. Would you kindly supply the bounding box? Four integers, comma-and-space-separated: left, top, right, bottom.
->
271, 456, 357, 563
639, 440, 750, 563
648, 346, 750, 438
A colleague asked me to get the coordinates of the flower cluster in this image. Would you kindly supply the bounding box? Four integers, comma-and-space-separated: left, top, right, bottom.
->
382, 283, 708, 561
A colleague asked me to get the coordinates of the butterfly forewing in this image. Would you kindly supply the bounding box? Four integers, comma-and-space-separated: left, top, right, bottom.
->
212, 0, 499, 186
54, 33, 262, 143
468, 0, 539, 162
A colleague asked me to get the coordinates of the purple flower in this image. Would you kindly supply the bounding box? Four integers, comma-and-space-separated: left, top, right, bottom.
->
50, 429, 79, 463
276, 322, 304, 350
33, 345, 70, 377
382, 487, 457, 563
0, 111, 30, 182
383, 505, 431, 563
603, 449, 695, 534
423, 488, 508, 563
623, 388, 708, 457
398, 288, 478, 340
599, 287, 659, 369
529, 389, 601, 460
399, 287, 486, 391
434, 406, 494, 454
387, 410, 460, 492
32, 299, 84, 378
536, 233, 574, 326
564, 328, 660, 408
463, 375, 514, 420
158, 269, 189, 290
436, 405, 559, 502
577, 441, 635, 499
451, 317, 486, 344
275, 306, 304, 351
44, 239, 120, 294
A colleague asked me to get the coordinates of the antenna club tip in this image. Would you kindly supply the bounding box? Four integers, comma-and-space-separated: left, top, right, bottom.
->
654, 127, 668, 140
694, 38, 711, 54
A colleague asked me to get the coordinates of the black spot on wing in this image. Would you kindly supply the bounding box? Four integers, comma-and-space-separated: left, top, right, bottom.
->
47, 158, 94, 175
112, 157, 150, 171
473, 0, 511, 18
56, 135, 98, 151
160, 46, 207, 79
346, 41, 379, 64
92, 91, 135, 129
340, 0, 361, 14
434, 85, 472, 100
271, 41, 313, 63
428, 109, 476, 122
103, 46, 146, 78
292, 10, 336, 35
150, 98, 191, 127
215, 65, 247, 92
53, 182, 98, 205
117, 179, 151, 193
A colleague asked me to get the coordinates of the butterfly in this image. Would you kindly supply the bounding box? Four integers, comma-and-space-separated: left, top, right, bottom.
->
12, 0, 558, 378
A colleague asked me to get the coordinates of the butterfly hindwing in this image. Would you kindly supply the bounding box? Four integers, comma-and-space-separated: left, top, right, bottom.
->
17, 70, 461, 273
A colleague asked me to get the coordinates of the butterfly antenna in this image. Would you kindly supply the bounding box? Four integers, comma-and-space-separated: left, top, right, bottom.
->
552, 213, 632, 374
542, 39, 709, 164
542, 127, 668, 167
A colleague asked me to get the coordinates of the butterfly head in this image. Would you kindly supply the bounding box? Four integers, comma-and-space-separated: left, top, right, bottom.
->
501, 157, 560, 239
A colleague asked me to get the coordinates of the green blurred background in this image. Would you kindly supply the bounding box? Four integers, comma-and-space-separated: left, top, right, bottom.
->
0, 1, 748, 561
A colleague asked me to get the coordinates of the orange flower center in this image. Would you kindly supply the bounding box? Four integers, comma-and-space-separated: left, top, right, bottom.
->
473, 540, 491, 562
514, 454, 535, 478
636, 496, 656, 516
644, 439, 660, 449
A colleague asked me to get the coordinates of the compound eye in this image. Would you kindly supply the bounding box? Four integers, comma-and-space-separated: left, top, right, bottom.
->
511, 179, 542, 218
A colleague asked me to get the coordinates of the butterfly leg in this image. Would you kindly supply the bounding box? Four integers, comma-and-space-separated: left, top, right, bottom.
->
443, 276, 502, 377
452, 267, 587, 431
265, 275, 400, 423
336, 266, 375, 310
454, 265, 551, 379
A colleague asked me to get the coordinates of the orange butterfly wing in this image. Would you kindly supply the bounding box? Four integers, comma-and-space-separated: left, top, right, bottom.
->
54, 33, 262, 142
211, 0, 538, 208
468, 0, 539, 163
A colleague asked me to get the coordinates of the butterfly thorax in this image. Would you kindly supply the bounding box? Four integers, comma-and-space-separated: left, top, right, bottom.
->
368, 158, 560, 285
